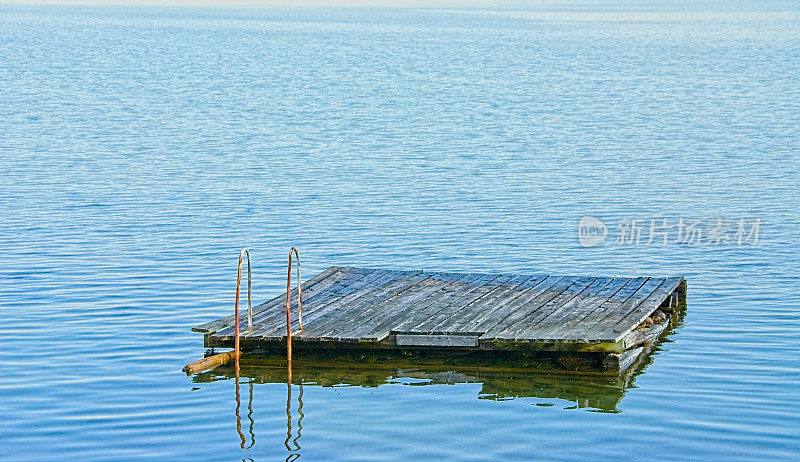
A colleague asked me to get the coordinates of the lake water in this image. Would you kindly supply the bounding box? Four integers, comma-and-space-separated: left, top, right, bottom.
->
1, 2, 799, 460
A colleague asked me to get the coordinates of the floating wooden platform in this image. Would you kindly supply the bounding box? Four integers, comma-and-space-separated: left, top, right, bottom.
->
193, 266, 686, 374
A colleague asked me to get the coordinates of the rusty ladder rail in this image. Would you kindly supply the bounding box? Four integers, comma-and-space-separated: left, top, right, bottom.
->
234, 248, 253, 356
285, 247, 303, 362
182, 248, 253, 374
184, 247, 301, 373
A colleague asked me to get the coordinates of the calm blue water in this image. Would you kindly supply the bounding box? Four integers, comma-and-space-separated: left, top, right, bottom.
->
2, 3, 799, 460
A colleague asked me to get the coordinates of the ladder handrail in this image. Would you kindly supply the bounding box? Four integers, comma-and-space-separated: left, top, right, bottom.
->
234, 248, 253, 358
285, 247, 303, 361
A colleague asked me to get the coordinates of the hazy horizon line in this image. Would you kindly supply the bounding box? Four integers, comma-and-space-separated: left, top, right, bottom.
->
2, 0, 540, 8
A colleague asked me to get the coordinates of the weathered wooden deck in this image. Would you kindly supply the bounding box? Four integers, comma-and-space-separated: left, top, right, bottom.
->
193, 266, 685, 373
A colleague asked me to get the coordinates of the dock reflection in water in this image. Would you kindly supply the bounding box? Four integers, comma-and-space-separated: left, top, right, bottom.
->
227, 358, 305, 460
193, 340, 670, 457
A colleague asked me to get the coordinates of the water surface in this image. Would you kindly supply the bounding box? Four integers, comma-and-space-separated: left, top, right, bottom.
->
1, 3, 799, 460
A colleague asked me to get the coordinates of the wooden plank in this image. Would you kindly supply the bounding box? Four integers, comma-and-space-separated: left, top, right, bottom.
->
453, 274, 550, 334
251, 269, 415, 340
357, 273, 498, 342
601, 277, 683, 342
603, 347, 645, 373
390, 273, 501, 334
406, 274, 515, 334
293, 270, 430, 340
395, 334, 479, 347
478, 275, 571, 340
543, 277, 631, 339
623, 320, 669, 350
511, 277, 596, 340
192, 265, 343, 334
579, 277, 666, 341
619, 347, 644, 373
324, 272, 473, 341
435, 274, 544, 334
337, 272, 481, 341
194, 265, 344, 334
523, 277, 613, 340
214, 267, 379, 339
294, 269, 415, 328
483, 276, 584, 340
558, 277, 649, 341
244, 266, 371, 328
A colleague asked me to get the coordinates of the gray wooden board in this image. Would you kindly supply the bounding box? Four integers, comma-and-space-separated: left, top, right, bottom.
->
601, 277, 683, 342
193, 265, 342, 334
289, 269, 417, 334
253, 269, 415, 340
511, 277, 597, 340
559, 277, 650, 341
544, 277, 631, 340
307, 270, 442, 338
475, 275, 567, 339
245, 266, 366, 325
237, 268, 380, 339
480, 276, 583, 340
391, 273, 501, 334
246, 266, 370, 328
330, 272, 475, 342
215, 266, 376, 338
338, 272, 483, 342
395, 334, 479, 347
297, 270, 431, 340
623, 320, 669, 350
524, 277, 613, 340
558, 277, 649, 341
449, 274, 550, 334
434, 274, 541, 334
419, 274, 531, 334
197, 267, 684, 347
580, 277, 666, 341
408, 274, 515, 334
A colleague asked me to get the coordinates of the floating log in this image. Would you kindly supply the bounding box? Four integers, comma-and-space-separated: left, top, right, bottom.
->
183, 351, 237, 375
